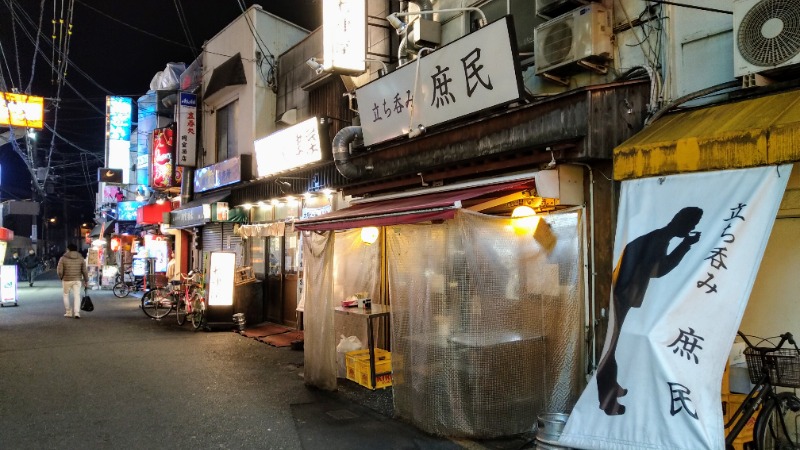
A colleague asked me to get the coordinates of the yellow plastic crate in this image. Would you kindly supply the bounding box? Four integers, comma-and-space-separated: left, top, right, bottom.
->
345, 348, 392, 389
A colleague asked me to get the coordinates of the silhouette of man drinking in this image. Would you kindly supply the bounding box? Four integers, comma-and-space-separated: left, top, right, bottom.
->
597, 206, 703, 415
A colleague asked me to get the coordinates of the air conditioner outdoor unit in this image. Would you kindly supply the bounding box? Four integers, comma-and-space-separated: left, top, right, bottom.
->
733, 0, 800, 79
534, 3, 613, 78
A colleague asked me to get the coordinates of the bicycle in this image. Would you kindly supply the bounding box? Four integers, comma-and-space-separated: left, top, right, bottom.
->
174, 271, 206, 330
725, 331, 800, 450
112, 266, 143, 298
140, 278, 177, 320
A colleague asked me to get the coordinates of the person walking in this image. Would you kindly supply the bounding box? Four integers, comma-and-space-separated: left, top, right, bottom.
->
57, 243, 88, 319
22, 250, 41, 287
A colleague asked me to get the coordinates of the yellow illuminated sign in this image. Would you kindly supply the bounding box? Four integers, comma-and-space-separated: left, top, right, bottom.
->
0, 92, 44, 129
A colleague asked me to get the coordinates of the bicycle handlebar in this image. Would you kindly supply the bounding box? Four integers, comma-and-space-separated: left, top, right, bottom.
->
737, 331, 796, 352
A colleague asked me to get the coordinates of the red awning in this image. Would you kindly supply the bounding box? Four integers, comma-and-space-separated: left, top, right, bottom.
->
137, 202, 173, 225
294, 179, 535, 231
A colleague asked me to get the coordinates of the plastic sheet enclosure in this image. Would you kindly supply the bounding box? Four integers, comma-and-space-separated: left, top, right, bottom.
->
389, 210, 584, 438
302, 209, 584, 437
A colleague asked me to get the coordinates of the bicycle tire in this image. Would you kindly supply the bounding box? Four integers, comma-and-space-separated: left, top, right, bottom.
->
191, 296, 205, 330
176, 299, 187, 326
755, 391, 800, 450
113, 282, 130, 298
141, 288, 173, 319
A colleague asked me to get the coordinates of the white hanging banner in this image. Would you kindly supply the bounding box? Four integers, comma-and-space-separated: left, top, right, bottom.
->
559, 165, 791, 450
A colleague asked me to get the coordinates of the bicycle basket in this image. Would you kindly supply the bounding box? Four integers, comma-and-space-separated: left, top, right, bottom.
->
744, 347, 800, 388
146, 274, 168, 288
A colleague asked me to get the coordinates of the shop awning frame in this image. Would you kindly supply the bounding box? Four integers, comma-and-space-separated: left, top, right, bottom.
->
171, 190, 231, 213
614, 88, 800, 180
294, 179, 535, 231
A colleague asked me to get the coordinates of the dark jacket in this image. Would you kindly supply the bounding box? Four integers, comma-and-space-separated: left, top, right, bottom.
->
22, 254, 40, 270
57, 251, 88, 282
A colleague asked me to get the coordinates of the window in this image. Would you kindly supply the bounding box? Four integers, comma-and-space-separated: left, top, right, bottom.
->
215, 100, 238, 162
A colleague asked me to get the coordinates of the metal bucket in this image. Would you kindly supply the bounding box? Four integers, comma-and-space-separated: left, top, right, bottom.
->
535, 412, 571, 449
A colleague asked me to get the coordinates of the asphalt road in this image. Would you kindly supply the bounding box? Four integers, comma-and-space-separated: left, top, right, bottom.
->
0, 270, 313, 449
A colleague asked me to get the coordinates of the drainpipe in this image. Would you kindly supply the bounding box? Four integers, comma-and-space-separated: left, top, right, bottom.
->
332, 126, 366, 179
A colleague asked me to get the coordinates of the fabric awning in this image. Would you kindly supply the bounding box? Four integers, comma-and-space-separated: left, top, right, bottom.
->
204, 53, 247, 100
90, 220, 116, 238
171, 190, 230, 213
614, 89, 800, 180
294, 180, 535, 231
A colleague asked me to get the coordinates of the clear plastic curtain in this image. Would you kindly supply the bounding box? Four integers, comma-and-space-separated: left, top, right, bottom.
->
331, 229, 383, 357
302, 228, 383, 388
302, 230, 337, 390
388, 209, 585, 438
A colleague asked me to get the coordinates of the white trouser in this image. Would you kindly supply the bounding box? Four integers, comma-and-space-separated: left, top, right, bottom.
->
62, 280, 82, 315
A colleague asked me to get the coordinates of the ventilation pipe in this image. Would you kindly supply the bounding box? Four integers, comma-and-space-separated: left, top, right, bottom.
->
333, 126, 366, 179
180, 167, 194, 205
397, 0, 434, 66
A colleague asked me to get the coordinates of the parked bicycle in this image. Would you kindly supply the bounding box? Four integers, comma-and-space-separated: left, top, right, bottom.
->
725, 331, 800, 450
140, 279, 176, 320
112, 266, 143, 298
174, 271, 206, 330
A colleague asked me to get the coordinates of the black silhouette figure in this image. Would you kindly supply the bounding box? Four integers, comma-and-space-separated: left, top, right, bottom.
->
596, 207, 703, 416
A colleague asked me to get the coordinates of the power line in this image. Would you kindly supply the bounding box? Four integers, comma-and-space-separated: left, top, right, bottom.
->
74, 0, 195, 50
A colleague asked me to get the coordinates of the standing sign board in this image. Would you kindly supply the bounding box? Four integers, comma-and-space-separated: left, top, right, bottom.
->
206, 251, 236, 327
1, 265, 18, 306
559, 165, 791, 450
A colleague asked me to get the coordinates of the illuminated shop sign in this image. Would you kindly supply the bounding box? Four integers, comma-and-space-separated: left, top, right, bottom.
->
0, 92, 44, 129
253, 117, 323, 178
151, 125, 183, 188
176, 92, 197, 167
117, 201, 145, 222
323, 0, 366, 73
355, 17, 522, 146
106, 96, 132, 183
208, 252, 235, 306
194, 155, 251, 193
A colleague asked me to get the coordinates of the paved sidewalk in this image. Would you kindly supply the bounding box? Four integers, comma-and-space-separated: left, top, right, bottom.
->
0, 270, 526, 449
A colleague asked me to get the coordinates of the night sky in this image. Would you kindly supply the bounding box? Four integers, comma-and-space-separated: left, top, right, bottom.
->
0, 0, 322, 224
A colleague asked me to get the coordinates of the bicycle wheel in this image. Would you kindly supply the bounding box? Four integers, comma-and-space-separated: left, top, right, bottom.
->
176, 299, 187, 326
190, 295, 205, 330
755, 391, 800, 450
141, 288, 173, 319
113, 282, 130, 298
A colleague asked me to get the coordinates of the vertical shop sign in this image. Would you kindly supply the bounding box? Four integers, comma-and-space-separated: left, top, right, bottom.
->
151, 125, 175, 189
176, 93, 197, 167
322, 0, 366, 73
559, 165, 792, 450
106, 96, 132, 183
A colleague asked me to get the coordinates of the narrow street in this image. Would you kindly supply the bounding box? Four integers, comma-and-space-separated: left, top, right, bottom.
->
0, 270, 475, 450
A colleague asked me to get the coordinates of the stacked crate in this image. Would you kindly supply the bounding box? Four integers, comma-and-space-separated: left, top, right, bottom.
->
345, 348, 392, 389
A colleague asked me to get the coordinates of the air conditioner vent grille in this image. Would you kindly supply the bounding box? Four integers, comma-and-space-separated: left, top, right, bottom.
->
542, 19, 574, 65
737, 0, 800, 66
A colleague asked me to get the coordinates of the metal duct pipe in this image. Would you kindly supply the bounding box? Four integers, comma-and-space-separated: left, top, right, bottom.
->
397, 0, 434, 65
180, 167, 194, 204
332, 126, 366, 179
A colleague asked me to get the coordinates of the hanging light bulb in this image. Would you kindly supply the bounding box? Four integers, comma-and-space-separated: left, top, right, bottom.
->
511, 205, 537, 235
361, 227, 379, 244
